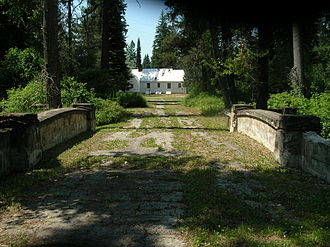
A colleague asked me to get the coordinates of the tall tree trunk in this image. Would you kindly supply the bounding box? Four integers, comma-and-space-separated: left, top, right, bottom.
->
256, 23, 273, 109
100, 0, 111, 70
43, 0, 61, 108
221, 24, 238, 106
292, 21, 304, 92
67, 0, 73, 73
209, 22, 232, 109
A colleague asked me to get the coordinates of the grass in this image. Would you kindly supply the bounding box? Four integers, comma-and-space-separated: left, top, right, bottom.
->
183, 93, 225, 116
140, 138, 158, 147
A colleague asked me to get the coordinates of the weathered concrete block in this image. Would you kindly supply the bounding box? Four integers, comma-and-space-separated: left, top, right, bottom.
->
72, 103, 96, 131
302, 132, 330, 183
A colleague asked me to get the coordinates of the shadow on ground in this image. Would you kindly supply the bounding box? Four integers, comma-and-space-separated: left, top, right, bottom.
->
1, 155, 194, 246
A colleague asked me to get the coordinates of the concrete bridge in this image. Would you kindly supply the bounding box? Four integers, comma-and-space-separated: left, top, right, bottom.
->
0, 97, 329, 246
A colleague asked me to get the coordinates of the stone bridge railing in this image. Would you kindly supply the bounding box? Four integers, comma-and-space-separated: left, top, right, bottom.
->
228, 104, 330, 183
0, 103, 95, 178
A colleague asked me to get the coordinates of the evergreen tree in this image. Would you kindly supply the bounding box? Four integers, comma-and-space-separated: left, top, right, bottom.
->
100, 0, 130, 94
75, 0, 102, 70
136, 38, 142, 70
151, 10, 180, 68
142, 54, 151, 68
126, 40, 136, 68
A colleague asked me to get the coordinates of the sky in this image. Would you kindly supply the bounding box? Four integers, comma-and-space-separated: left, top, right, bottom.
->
124, 0, 168, 58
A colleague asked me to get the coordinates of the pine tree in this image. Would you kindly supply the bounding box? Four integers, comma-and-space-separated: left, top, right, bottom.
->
151, 10, 180, 68
136, 38, 142, 70
126, 40, 136, 68
100, 0, 130, 94
142, 54, 151, 68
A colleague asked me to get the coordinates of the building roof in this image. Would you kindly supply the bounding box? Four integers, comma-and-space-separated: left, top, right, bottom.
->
131, 68, 184, 82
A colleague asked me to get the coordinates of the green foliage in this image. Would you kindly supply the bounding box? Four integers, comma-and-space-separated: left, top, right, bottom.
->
184, 93, 225, 116
60, 76, 96, 107
306, 46, 330, 93
115, 92, 147, 108
151, 11, 181, 68
180, 31, 213, 93
93, 98, 127, 126
0, 79, 45, 113
0, 47, 42, 97
77, 68, 117, 98
142, 54, 151, 69
125, 40, 136, 69
136, 38, 142, 69
204, 45, 260, 103
268, 91, 330, 139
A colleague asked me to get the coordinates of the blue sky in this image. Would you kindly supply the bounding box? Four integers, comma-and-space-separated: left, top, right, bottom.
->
125, 0, 167, 58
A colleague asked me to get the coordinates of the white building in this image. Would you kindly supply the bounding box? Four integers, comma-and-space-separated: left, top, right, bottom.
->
128, 68, 186, 94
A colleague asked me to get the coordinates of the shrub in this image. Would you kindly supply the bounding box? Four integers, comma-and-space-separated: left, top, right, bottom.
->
268, 91, 309, 110
93, 98, 127, 126
61, 76, 96, 106
116, 92, 147, 108
184, 93, 225, 115
303, 93, 330, 139
268, 92, 330, 139
0, 80, 46, 113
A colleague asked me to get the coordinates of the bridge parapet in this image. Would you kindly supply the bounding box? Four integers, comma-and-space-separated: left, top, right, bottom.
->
229, 104, 330, 183
0, 104, 95, 177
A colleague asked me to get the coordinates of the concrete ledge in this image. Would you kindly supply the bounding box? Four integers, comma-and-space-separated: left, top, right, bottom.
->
229, 104, 329, 183
38, 108, 87, 123
237, 109, 322, 131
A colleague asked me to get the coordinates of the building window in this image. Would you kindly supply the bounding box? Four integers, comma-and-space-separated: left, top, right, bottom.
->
167, 83, 171, 89
147, 83, 150, 89
157, 83, 160, 88
178, 83, 181, 88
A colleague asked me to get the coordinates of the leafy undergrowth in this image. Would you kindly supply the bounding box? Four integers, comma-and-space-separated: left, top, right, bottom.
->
268, 91, 330, 139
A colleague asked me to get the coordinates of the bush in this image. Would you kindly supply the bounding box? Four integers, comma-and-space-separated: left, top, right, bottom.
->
0, 76, 127, 127
116, 92, 147, 108
93, 98, 127, 126
268, 91, 309, 110
184, 93, 225, 115
61, 76, 96, 106
268, 92, 330, 139
0, 80, 46, 113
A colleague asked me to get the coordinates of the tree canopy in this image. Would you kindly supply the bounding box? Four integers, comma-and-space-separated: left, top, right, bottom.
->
0, 0, 130, 103
161, 0, 330, 108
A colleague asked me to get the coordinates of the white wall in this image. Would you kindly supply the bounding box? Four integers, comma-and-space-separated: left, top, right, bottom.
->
140, 81, 186, 94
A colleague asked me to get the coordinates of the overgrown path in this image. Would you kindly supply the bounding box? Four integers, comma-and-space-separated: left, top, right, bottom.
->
1, 95, 330, 247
